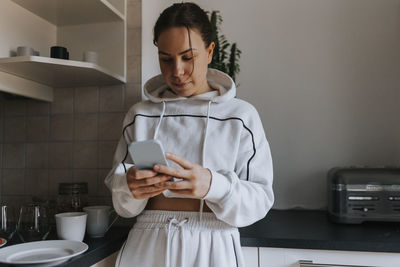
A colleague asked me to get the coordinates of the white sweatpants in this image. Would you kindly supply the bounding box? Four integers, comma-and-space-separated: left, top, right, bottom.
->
115, 210, 245, 267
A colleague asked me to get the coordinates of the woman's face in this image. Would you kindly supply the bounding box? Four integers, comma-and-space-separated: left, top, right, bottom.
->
157, 27, 215, 97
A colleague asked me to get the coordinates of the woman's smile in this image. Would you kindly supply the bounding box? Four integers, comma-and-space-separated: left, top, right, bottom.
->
172, 80, 191, 89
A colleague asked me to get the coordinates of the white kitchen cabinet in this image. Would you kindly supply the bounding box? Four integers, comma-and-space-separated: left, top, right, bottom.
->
89, 247, 259, 267
242, 247, 258, 267
259, 247, 400, 267
0, 0, 126, 101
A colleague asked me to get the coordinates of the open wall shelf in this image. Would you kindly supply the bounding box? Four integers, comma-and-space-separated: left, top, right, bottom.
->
0, 56, 125, 87
0, 0, 126, 102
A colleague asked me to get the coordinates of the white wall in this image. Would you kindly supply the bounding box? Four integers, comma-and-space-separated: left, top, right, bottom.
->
142, 0, 400, 209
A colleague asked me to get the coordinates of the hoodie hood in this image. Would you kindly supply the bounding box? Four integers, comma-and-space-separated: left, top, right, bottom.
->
143, 68, 236, 103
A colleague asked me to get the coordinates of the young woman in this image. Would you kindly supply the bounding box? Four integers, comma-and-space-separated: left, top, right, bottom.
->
105, 2, 274, 266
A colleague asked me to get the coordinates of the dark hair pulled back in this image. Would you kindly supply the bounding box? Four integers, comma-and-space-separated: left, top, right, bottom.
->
153, 2, 213, 48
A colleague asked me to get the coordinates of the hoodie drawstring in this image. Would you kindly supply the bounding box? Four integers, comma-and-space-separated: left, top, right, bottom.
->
154, 101, 166, 140
199, 100, 212, 221
157, 100, 212, 265
165, 217, 188, 267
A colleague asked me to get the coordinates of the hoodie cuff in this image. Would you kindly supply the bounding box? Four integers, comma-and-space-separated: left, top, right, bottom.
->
111, 172, 132, 195
111, 163, 133, 194
203, 170, 232, 203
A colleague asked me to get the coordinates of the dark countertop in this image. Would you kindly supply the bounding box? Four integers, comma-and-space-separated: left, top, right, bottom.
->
2, 210, 400, 266
239, 209, 400, 253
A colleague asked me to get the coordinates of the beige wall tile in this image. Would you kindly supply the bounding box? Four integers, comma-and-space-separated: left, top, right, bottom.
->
0, 144, 2, 169
50, 115, 73, 141
99, 141, 118, 169
48, 143, 73, 169
24, 169, 49, 197
73, 142, 98, 169
99, 85, 125, 112
51, 88, 74, 114
5, 117, 26, 142
5, 100, 26, 117
26, 116, 50, 142
124, 83, 142, 110
3, 143, 25, 169
98, 169, 112, 196
74, 87, 99, 113
2, 169, 25, 195
0, 117, 3, 143
127, 28, 141, 57
127, 1, 141, 29
27, 100, 50, 116
0, 97, 4, 117
98, 113, 125, 140
26, 143, 48, 168
127, 55, 141, 83
74, 114, 98, 140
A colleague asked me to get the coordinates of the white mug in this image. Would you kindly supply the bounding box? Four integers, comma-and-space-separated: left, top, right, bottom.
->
82, 51, 98, 64
83, 206, 118, 238
55, 212, 87, 242
17, 46, 34, 56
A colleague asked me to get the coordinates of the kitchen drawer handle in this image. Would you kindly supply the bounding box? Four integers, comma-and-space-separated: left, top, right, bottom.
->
299, 260, 378, 267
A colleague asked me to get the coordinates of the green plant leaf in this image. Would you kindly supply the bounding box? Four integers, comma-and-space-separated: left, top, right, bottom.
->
208, 10, 241, 83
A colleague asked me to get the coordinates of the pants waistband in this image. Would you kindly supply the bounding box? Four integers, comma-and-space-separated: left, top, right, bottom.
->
134, 210, 236, 231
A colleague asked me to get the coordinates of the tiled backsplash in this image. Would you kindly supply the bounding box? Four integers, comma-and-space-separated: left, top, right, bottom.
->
0, 0, 142, 211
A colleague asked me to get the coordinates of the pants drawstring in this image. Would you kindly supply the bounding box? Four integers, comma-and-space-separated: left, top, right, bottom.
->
165, 217, 188, 267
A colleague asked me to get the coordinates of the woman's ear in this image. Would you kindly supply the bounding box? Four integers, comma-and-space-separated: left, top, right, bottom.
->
207, 42, 215, 64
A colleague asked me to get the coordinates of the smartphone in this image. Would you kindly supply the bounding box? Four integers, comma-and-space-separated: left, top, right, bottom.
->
128, 139, 168, 170
128, 140, 182, 198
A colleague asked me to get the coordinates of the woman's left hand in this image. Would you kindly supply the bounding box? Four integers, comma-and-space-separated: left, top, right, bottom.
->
153, 152, 212, 199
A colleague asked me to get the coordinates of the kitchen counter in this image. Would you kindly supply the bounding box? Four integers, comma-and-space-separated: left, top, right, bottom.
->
2, 210, 400, 266
0, 225, 130, 267
240, 209, 400, 253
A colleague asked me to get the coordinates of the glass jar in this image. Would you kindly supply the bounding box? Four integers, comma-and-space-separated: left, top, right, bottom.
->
57, 183, 88, 213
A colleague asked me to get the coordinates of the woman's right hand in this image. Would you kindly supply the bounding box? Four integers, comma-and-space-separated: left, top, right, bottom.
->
126, 166, 172, 199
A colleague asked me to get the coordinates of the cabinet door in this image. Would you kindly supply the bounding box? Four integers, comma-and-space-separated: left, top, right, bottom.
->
93, 248, 258, 267
259, 247, 286, 267
260, 247, 400, 267
242, 247, 258, 267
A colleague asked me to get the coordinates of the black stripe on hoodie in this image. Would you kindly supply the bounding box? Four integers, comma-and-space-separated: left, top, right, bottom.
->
121, 114, 256, 181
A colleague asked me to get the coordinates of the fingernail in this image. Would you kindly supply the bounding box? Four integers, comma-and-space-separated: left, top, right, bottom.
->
165, 152, 171, 157
154, 165, 160, 170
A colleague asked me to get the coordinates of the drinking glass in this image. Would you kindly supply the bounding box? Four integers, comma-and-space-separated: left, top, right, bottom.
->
0, 205, 16, 240
17, 204, 50, 242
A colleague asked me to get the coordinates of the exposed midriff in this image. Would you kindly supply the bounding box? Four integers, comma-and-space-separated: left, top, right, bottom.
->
146, 194, 212, 212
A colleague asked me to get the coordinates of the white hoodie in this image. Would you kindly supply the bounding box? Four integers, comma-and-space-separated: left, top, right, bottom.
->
105, 69, 274, 227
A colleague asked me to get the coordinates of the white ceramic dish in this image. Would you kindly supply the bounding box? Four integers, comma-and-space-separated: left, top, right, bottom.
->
0, 240, 88, 266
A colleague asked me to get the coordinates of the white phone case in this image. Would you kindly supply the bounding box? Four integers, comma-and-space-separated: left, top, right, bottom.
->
128, 139, 168, 170
128, 140, 182, 198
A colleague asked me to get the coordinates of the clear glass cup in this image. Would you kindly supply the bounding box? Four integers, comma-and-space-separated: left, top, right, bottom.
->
17, 204, 50, 242
0, 205, 16, 240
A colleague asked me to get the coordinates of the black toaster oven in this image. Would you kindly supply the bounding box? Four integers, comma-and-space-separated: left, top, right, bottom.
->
327, 167, 400, 224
